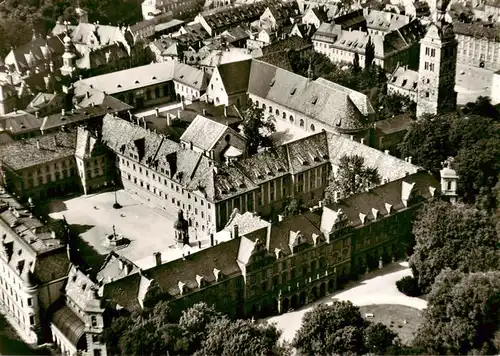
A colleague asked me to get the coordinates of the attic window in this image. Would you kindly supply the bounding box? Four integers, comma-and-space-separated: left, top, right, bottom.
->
180, 75, 184, 79
61, 117, 66, 121
402, 79, 408, 87
135, 80, 139, 84
290, 88, 296, 95
391, 76, 397, 83
117, 84, 122, 88
270, 79, 275, 87
152, 76, 157, 80
312, 97, 318, 105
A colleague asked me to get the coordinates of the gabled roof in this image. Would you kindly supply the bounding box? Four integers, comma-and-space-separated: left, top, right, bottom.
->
363, 8, 411, 32
248, 60, 369, 131
388, 65, 418, 92
324, 170, 439, 228
180, 114, 231, 151
0, 110, 42, 134
268, 214, 322, 256
325, 131, 420, 182
173, 62, 210, 91
216, 59, 252, 95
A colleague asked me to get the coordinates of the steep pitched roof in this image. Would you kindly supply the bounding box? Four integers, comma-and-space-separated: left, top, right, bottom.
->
0, 110, 42, 135
388, 65, 418, 92
325, 131, 420, 182
248, 60, 369, 131
0, 131, 76, 170
173, 62, 210, 91
268, 214, 322, 256
217, 59, 252, 95
180, 115, 230, 151
324, 170, 439, 228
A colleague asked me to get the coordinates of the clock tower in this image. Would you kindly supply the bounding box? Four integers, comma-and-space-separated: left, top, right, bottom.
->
416, 0, 457, 117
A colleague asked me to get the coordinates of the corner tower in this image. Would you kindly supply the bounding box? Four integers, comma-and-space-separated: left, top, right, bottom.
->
61, 21, 76, 78
416, 0, 457, 117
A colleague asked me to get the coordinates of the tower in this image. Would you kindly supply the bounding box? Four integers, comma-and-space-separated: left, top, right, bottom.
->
416, 0, 457, 118
174, 209, 189, 247
440, 157, 458, 204
60, 21, 76, 78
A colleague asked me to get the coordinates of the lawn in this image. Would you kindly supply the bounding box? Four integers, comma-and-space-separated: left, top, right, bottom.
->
359, 304, 423, 345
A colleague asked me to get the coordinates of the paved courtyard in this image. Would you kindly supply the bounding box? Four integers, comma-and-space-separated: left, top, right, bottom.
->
48, 190, 222, 269
455, 63, 494, 105
265, 262, 427, 342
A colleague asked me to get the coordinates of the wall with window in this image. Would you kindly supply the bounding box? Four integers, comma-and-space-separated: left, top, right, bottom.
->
292, 165, 329, 206
173, 81, 201, 101
456, 34, 500, 71
206, 69, 229, 106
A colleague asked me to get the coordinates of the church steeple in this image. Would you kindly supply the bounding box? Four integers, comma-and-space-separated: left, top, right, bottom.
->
416, 0, 457, 117
61, 21, 76, 78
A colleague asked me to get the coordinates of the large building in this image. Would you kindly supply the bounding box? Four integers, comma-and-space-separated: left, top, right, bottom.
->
0, 189, 69, 345
103, 169, 441, 319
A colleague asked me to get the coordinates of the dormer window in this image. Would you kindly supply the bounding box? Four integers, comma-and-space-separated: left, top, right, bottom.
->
135, 80, 139, 84
290, 88, 296, 95
312, 97, 318, 105
270, 79, 275, 87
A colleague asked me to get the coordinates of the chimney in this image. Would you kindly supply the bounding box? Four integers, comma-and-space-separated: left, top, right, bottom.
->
224, 105, 228, 117
361, 138, 365, 145
36, 140, 40, 150
177, 110, 181, 119
155, 108, 159, 117
278, 214, 283, 222
153, 252, 161, 266
127, 110, 133, 121
202, 108, 207, 116
35, 111, 39, 119
166, 114, 172, 126
408, 156, 412, 164
210, 233, 214, 247
78, 74, 83, 81
384, 149, 390, 155
232, 224, 239, 239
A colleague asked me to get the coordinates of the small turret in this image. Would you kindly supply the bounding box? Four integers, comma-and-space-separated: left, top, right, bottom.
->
440, 157, 458, 203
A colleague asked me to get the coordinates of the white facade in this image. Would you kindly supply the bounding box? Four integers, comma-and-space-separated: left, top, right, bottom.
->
491, 71, 500, 105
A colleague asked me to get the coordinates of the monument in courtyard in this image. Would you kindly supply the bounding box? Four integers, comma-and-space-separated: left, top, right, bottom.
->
174, 209, 189, 248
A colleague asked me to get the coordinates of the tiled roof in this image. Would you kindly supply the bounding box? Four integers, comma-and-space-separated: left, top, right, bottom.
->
103, 272, 142, 311
325, 131, 420, 182
363, 9, 410, 32
248, 60, 369, 131
40, 104, 118, 132
165, 101, 243, 126
33, 249, 70, 284
180, 114, 237, 151
0, 130, 76, 170
217, 59, 252, 95
130, 19, 155, 33
65, 265, 102, 312
4, 35, 65, 73
77, 43, 129, 70
198, 48, 254, 68
234, 146, 289, 184
224, 211, 271, 236
53, 23, 131, 49
324, 170, 439, 228
388, 65, 418, 92
332, 9, 366, 29
96, 251, 140, 284
173, 62, 210, 91
452, 21, 500, 41
51, 304, 86, 346
155, 19, 185, 32
26, 92, 61, 113
74, 88, 132, 112
268, 214, 323, 256
285, 132, 330, 174
75, 61, 175, 95
75, 126, 100, 159
315, 78, 375, 116
0, 110, 42, 135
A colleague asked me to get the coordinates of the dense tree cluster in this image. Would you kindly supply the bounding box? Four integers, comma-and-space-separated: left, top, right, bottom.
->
0, 0, 142, 58
293, 301, 400, 355
102, 301, 291, 356
414, 269, 500, 355
399, 112, 500, 204
324, 154, 381, 204
409, 200, 499, 294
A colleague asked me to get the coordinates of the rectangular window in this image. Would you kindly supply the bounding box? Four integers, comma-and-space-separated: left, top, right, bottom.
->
27, 298, 32, 306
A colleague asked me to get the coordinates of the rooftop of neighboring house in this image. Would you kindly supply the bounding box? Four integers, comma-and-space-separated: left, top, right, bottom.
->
0, 110, 42, 135
51, 22, 132, 48
452, 21, 500, 41
166, 100, 243, 126
363, 8, 411, 32
217, 59, 253, 95
248, 59, 370, 132
332, 8, 366, 29
155, 19, 186, 33
323, 170, 439, 229
0, 130, 76, 171
198, 47, 254, 68
75, 61, 208, 95
388, 64, 419, 92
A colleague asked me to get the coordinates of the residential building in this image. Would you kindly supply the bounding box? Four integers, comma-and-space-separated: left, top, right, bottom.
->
416, 1, 458, 117
74, 61, 209, 108
205, 59, 252, 107
0, 189, 69, 345
142, 0, 200, 20
130, 19, 156, 41
197, 47, 254, 74
387, 63, 419, 101
363, 8, 412, 35
301, 5, 330, 29
453, 21, 500, 71
311, 19, 425, 72
0, 81, 18, 116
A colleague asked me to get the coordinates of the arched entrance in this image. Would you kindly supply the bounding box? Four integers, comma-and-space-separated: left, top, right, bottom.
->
328, 279, 335, 293
282, 298, 290, 313
319, 283, 326, 297
291, 294, 298, 309
176, 93, 181, 101
299, 291, 306, 306
310, 286, 318, 301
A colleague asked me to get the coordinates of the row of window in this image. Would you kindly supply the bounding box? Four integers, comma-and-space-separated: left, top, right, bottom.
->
254, 100, 316, 131
25, 169, 76, 189
25, 159, 74, 177
0, 291, 35, 326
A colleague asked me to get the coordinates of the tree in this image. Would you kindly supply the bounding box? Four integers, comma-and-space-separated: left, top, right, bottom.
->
353, 53, 360, 73
414, 269, 500, 355
409, 200, 499, 294
178, 302, 224, 353
364, 322, 399, 354
293, 301, 367, 355
398, 113, 455, 174
396, 276, 421, 297
242, 104, 276, 155
195, 318, 291, 356
463, 96, 500, 121
324, 154, 381, 204
282, 198, 301, 217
